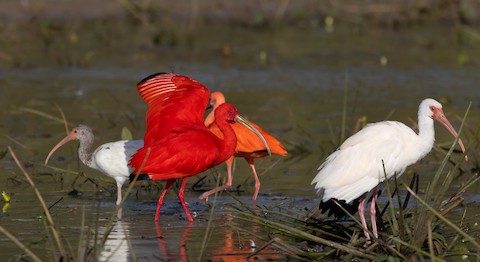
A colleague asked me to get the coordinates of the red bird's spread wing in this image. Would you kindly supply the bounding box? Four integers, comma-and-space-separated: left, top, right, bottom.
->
130, 73, 210, 171
137, 73, 210, 144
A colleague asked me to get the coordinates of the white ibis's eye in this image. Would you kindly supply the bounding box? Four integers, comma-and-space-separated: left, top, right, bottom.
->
429, 106, 435, 112
74, 130, 78, 133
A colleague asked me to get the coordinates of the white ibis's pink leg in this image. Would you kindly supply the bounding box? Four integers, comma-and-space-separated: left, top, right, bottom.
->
178, 178, 194, 222
358, 196, 371, 243
116, 183, 123, 206
155, 179, 175, 221
198, 157, 234, 201
246, 158, 260, 201
116, 182, 123, 220
370, 191, 379, 239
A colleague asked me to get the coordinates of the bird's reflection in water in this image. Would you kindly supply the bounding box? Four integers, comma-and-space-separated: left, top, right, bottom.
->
208, 212, 283, 261
96, 206, 286, 260
155, 222, 192, 262
98, 221, 131, 262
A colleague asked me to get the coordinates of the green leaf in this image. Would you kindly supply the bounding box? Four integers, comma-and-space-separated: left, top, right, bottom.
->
121, 127, 132, 140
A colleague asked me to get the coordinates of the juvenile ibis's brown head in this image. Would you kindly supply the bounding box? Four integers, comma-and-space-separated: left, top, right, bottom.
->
45, 125, 93, 165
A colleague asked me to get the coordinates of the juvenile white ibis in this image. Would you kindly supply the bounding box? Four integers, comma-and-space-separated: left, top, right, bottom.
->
311, 98, 467, 243
45, 125, 143, 206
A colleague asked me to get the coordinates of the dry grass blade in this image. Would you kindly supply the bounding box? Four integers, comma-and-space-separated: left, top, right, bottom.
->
253, 208, 350, 241
54, 103, 70, 135
5, 135, 29, 149
340, 69, 349, 143
8, 146, 68, 258
246, 237, 307, 261
382, 160, 399, 234
39, 163, 82, 175
0, 225, 42, 262
405, 186, 480, 251
229, 207, 376, 260
412, 102, 470, 247
199, 168, 222, 261
388, 235, 446, 261
77, 206, 86, 260
18, 106, 74, 126
427, 220, 435, 261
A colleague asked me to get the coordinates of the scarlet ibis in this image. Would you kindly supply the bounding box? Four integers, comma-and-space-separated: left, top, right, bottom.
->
311, 98, 466, 243
199, 91, 287, 201
128, 73, 269, 222
45, 125, 143, 206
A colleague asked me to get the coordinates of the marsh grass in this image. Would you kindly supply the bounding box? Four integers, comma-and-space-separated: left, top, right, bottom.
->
1, 145, 152, 261
4, 92, 479, 260
225, 103, 479, 260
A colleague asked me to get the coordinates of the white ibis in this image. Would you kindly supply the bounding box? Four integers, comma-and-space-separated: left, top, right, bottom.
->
311, 98, 467, 243
45, 125, 143, 206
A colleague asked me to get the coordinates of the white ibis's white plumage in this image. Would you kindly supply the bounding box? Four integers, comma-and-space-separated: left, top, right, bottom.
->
45, 125, 143, 206
311, 98, 466, 243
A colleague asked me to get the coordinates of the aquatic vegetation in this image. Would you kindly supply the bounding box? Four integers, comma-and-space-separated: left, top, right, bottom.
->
227, 105, 480, 260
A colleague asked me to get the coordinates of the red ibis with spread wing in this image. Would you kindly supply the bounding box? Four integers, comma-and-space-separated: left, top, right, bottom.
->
129, 73, 269, 222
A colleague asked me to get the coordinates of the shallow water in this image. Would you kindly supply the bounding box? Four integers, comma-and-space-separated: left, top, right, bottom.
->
0, 22, 479, 260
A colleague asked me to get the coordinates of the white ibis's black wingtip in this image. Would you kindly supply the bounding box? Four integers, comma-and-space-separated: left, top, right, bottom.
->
129, 173, 151, 182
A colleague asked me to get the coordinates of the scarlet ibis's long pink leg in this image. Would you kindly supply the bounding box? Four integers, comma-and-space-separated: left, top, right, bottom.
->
358, 196, 371, 243
155, 179, 175, 222
246, 158, 260, 201
370, 191, 379, 239
178, 178, 194, 222
198, 157, 234, 201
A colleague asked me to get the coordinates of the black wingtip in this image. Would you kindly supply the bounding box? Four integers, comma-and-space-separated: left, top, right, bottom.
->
129, 173, 151, 182
319, 198, 360, 220
137, 72, 169, 85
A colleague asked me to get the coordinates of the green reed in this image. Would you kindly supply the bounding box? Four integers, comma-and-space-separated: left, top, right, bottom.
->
226, 102, 479, 260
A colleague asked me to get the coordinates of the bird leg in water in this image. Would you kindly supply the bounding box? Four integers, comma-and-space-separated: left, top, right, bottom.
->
358, 190, 380, 245
370, 191, 379, 239
358, 196, 371, 243
198, 157, 234, 201
178, 178, 194, 222
246, 158, 261, 201
116, 182, 123, 206
116, 182, 123, 220
155, 179, 176, 222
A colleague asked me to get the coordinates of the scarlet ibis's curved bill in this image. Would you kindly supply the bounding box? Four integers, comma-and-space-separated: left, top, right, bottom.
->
433, 108, 467, 161
45, 130, 77, 165
235, 114, 271, 156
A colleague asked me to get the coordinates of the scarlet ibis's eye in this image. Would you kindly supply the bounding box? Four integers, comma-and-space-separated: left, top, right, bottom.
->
229, 110, 233, 115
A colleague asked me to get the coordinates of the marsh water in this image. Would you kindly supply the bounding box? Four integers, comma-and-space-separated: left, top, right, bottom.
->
0, 22, 480, 260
